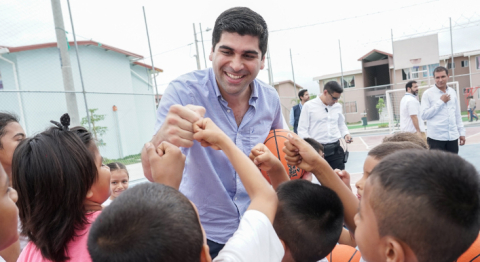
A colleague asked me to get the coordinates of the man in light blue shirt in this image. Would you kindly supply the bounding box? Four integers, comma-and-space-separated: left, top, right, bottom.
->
289, 89, 309, 134
421, 66, 465, 154
140, 7, 284, 259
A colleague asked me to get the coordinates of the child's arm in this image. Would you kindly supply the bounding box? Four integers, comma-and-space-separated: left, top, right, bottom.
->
338, 228, 357, 247
145, 141, 186, 190
282, 132, 359, 233
335, 169, 352, 192
193, 118, 278, 223
249, 143, 290, 190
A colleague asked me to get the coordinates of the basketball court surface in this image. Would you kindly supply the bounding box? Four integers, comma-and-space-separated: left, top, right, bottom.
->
346, 125, 480, 194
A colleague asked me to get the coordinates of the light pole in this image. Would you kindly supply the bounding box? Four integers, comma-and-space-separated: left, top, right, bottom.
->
199, 24, 211, 69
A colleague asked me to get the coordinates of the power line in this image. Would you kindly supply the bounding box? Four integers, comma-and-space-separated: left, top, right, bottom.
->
270, 0, 440, 33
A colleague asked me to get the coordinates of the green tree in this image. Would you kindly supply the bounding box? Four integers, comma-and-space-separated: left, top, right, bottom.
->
81, 108, 108, 147
376, 97, 385, 123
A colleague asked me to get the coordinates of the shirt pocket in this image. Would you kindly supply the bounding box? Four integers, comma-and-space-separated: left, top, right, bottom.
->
247, 123, 271, 150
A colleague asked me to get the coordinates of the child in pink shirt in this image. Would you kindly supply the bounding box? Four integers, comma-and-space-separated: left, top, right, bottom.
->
14, 114, 110, 262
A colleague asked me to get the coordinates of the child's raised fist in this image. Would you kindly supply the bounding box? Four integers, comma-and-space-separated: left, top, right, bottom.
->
193, 118, 227, 150
249, 143, 283, 173
145, 141, 185, 189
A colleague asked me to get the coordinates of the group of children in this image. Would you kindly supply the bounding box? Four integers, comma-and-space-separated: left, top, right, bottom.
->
0, 111, 479, 262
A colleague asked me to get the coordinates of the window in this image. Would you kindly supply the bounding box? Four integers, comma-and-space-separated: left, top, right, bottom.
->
402, 67, 421, 80
345, 101, 357, 113
461, 60, 469, 67
423, 63, 440, 77
323, 78, 337, 86
342, 75, 355, 88
476, 56, 480, 70
0, 71, 3, 90
447, 62, 455, 69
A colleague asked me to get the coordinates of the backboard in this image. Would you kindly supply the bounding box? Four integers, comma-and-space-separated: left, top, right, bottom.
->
393, 34, 440, 69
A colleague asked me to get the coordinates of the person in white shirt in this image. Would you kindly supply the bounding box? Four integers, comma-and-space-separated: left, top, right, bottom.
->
420, 66, 466, 154
298, 81, 352, 170
400, 80, 426, 138
289, 89, 310, 134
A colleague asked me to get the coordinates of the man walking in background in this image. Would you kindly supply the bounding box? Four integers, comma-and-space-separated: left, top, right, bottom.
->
289, 89, 309, 134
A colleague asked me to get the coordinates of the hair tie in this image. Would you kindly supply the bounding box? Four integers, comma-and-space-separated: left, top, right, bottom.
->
50, 113, 70, 131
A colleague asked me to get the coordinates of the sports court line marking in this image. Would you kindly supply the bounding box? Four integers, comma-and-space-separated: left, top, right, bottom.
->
466, 132, 480, 140
359, 137, 370, 150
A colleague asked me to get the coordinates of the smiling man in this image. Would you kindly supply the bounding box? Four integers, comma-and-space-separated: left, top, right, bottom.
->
141, 7, 284, 259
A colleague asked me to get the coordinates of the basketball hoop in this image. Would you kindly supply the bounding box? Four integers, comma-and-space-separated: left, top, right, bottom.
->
410, 58, 422, 65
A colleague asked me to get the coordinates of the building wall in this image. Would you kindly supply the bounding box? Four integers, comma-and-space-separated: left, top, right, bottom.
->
0, 46, 156, 159
275, 82, 301, 129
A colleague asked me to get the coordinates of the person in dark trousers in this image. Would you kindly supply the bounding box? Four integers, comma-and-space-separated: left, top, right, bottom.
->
289, 89, 310, 134
298, 81, 352, 170
420, 66, 465, 154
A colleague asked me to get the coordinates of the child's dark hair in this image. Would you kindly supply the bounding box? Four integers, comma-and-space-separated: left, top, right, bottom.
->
382, 132, 428, 149
12, 115, 97, 262
368, 141, 424, 160
88, 183, 204, 262
369, 150, 480, 262
107, 162, 129, 178
304, 137, 324, 153
274, 180, 344, 261
0, 112, 19, 149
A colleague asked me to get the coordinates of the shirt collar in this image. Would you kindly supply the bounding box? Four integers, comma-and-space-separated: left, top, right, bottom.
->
405, 93, 416, 97
435, 84, 449, 93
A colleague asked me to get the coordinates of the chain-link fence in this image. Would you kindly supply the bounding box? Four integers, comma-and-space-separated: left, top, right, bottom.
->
1, 1, 160, 165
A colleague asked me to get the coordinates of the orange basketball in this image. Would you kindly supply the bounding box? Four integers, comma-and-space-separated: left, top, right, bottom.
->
456, 234, 480, 261
326, 244, 361, 262
261, 129, 305, 184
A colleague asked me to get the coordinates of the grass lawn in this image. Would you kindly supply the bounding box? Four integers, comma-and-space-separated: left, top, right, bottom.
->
104, 153, 141, 166
347, 123, 388, 130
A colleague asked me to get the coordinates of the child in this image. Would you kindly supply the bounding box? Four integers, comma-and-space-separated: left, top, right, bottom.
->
88, 118, 283, 261
302, 138, 324, 183
250, 143, 347, 261
382, 131, 428, 149
354, 141, 424, 200
14, 114, 111, 262
103, 162, 129, 206
354, 150, 480, 262
284, 133, 480, 262
0, 163, 18, 253
0, 113, 26, 262
0, 112, 26, 185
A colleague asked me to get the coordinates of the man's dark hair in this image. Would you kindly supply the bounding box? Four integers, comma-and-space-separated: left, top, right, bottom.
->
298, 89, 308, 99
88, 183, 204, 262
405, 80, 417, 91
324, 81, 343, 94
368, 141, 424, 160
212, 7, 268, 58
304, 137, 324, 153
369, 150, 480, 262
13, 126, 97, 262
433, 66, 449, 77
382, 133, 428, 149
0, 112, 19, 149
274, 180, 344, 262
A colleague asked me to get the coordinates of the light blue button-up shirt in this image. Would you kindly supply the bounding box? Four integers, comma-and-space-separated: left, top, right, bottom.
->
420, 85, 465, 141
154, 68, 284, 243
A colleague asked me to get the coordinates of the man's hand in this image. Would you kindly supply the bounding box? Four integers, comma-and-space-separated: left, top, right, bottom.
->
193, 118, 228, 150
249, 144, 283, 173
153, 104, 206, 148
145, 141, 186, 189
344, 134, 353, 143
440, 94, 451, 103
282, 132, 323, 172
335, 169, 352, 191
460, 136, 466, 146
